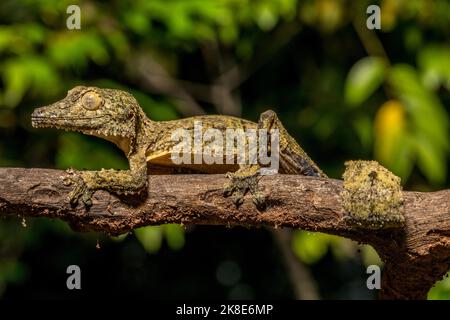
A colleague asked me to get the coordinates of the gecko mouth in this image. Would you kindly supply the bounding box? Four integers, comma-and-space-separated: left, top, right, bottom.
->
31, 115, 107, 130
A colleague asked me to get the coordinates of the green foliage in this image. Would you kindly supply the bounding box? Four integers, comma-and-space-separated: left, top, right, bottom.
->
48, 32, 110, 69
292, 231, 332, 264
292, 231, 383, 267
134, 226, 164, 254
134, 224, 185, 253
345, 57, 386, 107
419, 46, 450, 90
56, 133, 128, 170
1, 56, 60, 108
345, 53, 449, 185
428, 273, 450, 300
131, 91, 178, 121
372, 63, 449, 184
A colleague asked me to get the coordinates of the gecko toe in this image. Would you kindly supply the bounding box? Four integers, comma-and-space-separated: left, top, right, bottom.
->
231, 191, 245, 206
68, 188, 82, 207
252, 192, 267, 210
81, 191, 94, 208
64, 171, 92, 208
223, 171, 266, 210
223, 184, 235, 197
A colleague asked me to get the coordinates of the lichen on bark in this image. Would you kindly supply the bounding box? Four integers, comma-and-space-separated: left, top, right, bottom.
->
341, 160, 405, 229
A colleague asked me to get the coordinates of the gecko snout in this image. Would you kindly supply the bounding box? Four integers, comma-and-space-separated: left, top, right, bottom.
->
31, 105, 59, 128
31, 107, 46, 118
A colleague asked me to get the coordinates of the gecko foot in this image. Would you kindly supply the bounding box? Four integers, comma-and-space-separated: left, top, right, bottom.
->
223, 171, 266, 210
63, 169, 95, 208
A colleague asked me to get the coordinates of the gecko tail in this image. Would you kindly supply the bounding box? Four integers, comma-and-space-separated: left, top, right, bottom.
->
278, 147, 326, 177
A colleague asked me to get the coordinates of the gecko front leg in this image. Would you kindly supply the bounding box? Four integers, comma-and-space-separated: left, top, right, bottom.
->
64, 152, 148, 207
223, 165, 265, 208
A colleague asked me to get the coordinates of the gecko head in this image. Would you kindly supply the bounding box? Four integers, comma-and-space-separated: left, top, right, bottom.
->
32, 86, 143, 153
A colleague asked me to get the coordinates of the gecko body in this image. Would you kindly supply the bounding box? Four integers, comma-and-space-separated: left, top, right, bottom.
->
32, 86, 325, 207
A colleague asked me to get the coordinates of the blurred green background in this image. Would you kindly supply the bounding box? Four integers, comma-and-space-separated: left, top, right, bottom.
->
0, 0, 449, 299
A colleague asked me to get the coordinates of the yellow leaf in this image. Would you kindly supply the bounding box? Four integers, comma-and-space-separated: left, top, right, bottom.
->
381, 0, 401, 31
374, 100, 405, 163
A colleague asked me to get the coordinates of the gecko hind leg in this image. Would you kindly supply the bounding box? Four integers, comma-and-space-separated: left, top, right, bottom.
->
259, 110, 326, 177
224, 110, 326, 209
223, 110, 281, 209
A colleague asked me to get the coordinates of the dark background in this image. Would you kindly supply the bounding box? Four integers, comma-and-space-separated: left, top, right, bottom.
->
0, 0, 449, 299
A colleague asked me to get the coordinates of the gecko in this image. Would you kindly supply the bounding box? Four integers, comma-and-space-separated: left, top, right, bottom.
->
31, 86, 326, 208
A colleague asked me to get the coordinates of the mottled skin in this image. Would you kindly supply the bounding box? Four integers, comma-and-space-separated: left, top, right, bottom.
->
32, 86, 325, 208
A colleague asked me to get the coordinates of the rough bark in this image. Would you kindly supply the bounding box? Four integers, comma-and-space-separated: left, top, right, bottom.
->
0, 168, 448, 299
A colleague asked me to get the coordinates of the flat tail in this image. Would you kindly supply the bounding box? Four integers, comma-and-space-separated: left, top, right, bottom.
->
279, 147, 326, 177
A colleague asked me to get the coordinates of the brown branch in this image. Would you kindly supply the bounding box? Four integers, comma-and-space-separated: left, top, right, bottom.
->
0, 168, 449, 299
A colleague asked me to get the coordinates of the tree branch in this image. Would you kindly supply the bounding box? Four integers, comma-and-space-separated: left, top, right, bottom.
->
0, 168, 448, 299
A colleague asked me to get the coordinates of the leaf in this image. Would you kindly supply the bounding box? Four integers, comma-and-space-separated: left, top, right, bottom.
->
17, 23, 45, 45
1, 56, 60, 108
414, 134, 447, 185
279, 0, 297, 20
135, 225, 185, 253
0, 24, 44, 55
374, 100, 414, 180
292, 231, 332, 265
47, 32, 109, 69
167, 3, 194, 39
1, 59, 30, 108
123, 10, 150, 35
329, 237, 357, 261
428, 272, 450, 300
361, 245, 383, 267
164, 224, 185, 251
345, 57, 386, 107
0, 28, 16, 53
104, 31, 130, 59
374, 100, 407, 175
418, 45, 450, 90
134, 226, 163, 254
384, 65, 449, 185
389, 65, 449, 151
254, 2, 279, 31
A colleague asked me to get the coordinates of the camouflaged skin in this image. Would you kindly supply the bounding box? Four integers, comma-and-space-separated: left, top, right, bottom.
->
32, 86, 325, 208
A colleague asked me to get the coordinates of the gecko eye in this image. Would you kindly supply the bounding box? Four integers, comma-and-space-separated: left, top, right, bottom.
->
81, 91, 102, 110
